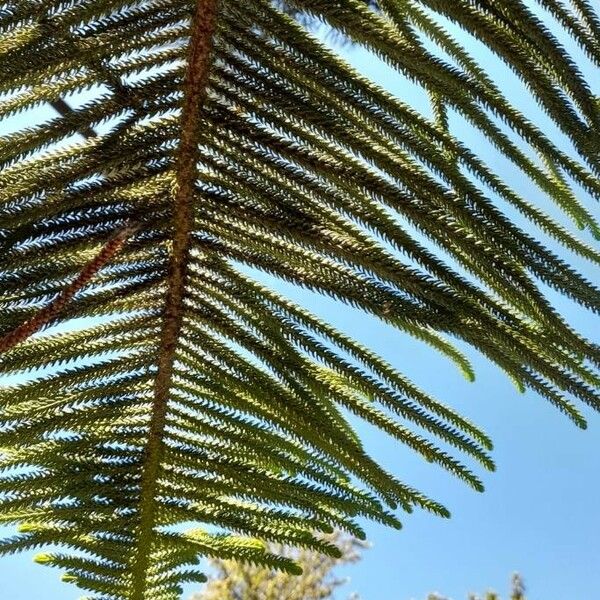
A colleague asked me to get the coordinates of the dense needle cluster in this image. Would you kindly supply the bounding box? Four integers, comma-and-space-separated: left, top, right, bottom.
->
0, 1, 598, 599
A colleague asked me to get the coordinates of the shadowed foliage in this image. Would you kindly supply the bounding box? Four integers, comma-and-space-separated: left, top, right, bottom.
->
0, 1, 598, 599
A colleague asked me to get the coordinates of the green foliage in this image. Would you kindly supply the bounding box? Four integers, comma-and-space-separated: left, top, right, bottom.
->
0, 1, 598, 599
192, 531, 365, 600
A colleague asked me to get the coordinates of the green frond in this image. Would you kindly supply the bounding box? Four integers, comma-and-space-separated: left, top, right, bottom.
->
0, 0, 598, 598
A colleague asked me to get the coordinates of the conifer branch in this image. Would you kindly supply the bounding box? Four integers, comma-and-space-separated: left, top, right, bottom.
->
49, 98, 98, 139
131, 1, 219, 597
0, 223, 138, 354
0, 2, 598, 598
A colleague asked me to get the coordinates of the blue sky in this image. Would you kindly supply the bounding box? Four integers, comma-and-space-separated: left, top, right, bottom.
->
1, 4, 599, 600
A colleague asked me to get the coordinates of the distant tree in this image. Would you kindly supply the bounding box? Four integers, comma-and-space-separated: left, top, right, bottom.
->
194, 555, 526, 600
429, 573, 526, 600
192, 532, 365, 600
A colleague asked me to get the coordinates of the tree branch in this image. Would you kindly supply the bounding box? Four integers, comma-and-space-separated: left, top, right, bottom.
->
131, 1, 220, 597
0, 223, 138, 354
50, 98, 98, 139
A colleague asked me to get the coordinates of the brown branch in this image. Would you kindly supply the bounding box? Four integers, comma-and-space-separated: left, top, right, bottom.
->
130, 1, 220, 597
0, 224, 138, 354
50, 98, 98, 139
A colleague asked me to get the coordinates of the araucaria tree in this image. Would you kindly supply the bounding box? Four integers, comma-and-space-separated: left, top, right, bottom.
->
0, 1, 598, 599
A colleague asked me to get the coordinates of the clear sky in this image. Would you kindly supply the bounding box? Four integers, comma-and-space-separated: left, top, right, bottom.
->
1, 5, 599, 600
